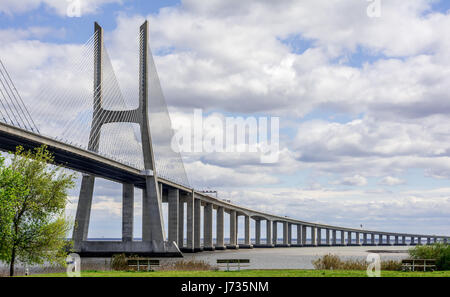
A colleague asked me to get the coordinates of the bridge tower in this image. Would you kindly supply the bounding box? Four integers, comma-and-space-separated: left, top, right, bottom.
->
72, 21, 180, 256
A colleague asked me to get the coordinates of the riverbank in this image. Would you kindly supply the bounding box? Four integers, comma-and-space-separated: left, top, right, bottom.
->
26, 269, 450, 277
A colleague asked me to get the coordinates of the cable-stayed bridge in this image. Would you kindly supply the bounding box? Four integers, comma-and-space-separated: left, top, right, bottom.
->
0, 21, 448, 256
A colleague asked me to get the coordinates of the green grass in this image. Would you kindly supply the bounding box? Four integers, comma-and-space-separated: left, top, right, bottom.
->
27, 269, 450, 277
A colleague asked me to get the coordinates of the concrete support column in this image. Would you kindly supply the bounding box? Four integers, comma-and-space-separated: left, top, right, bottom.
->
386, 235, 391, 245
302, 225, 307, 245
378, 234, 383, 245
283, 222, 289, 245
362, 233, 367, 245
287, 223, 292, 245
341, 230, 346, 245
418, 237, 422, 245
178, 199, 184, 248
326, 229, 330, 245
122, 183, 134, 242
194, 199, 201, 251
347, 231, 352, 245
317, 228, 321, 246
311, 226, 317, 246
73, 175, 95, 247
355, 232, 360, 245
229, 210, 237, 248
411, 236, 415, 245
185, 191, 194, 251
297, 224, 303, 245
203, 203, 213, 250
266, 220, 273, 247
168, 188, 179, 245
273, 221, 278, 245
216, 206, 225, 249
427, 237, 431, 245
332, 230, 337, 246
402, 236, 406, 245
242, 215, 252, 248
255, 219, 261, 245
395, 236, 399, 246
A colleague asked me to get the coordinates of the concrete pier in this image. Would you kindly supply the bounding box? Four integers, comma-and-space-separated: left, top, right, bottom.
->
178, 199, 184, 248
203, 203, 213, 250
228, 210, 238, 249
297, 224, 303, 246
332, 229, 337, 246
122, 183, 134, 242
341, 230, 346, 246
240, 215, 253, 248
194, 199, 202, 251
266, 220, 273, 247
302, 225, 307, 245
215, 207, 225, 250
168, 188, 179, 246
255, 219, 261, 245
311, 226, 317, 246
347, 231, 352, 245
287, 223, 292, 245
184, 191, 194, 252
273, 221, 278, 245
281, 221, 289, 246
317, 227, 322, 246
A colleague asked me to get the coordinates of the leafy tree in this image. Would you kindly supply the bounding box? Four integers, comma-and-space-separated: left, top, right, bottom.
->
0, 145, 75, 276
409, 242, 450, 270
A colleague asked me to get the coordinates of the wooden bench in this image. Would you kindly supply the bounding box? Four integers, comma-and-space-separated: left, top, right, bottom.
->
401, 259, 436, 272
126, 258, 160, 271
217, 259, 250, 271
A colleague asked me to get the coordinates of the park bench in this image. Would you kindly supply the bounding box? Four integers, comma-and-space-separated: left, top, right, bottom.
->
217, 259, 250, 271
126, 258, 160, 271
401, 259, 436, 272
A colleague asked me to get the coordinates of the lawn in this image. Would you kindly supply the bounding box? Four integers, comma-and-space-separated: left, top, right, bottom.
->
27, 269, 450, 277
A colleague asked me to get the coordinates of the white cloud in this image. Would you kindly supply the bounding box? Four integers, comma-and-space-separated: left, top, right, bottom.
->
380, 176, 406, 186
0, 0, 123, 16
333, 174, 368, 186
2, 0, 450, 235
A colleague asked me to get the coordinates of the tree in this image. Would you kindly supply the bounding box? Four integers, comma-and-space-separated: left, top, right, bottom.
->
0, 145, 75, 276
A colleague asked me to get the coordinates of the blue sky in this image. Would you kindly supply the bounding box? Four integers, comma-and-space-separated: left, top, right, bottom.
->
1, 0, 449, 238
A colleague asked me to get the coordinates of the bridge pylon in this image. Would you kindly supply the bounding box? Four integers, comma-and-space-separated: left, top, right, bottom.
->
72, 21, 181, 256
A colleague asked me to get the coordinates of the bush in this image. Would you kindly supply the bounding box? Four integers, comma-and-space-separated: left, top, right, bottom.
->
111, 254, 128, 271
312, 253, 401, 271
409, 243, 450, 271
160, 259, 216, 271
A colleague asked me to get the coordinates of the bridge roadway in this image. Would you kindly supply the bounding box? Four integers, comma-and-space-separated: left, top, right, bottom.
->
1, 122, 448, 253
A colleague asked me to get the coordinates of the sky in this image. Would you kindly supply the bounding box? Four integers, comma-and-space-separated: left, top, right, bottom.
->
0, 0, 449, 239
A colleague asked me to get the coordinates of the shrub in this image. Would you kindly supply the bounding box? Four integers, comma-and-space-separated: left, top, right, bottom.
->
409, 243, 450, 271
160, 259, 215, 271
111, 254, 128, 271
312, 253, 401, 271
